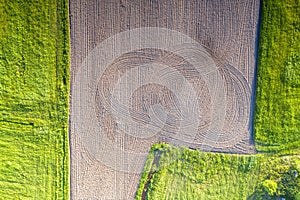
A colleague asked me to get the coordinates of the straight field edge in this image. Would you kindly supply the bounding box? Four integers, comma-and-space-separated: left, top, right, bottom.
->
55, 0, 71, 199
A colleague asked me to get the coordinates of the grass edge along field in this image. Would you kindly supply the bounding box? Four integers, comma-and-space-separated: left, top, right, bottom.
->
0, 0, 70, 199
254, 0, 300, 154
135, 144, 300, 200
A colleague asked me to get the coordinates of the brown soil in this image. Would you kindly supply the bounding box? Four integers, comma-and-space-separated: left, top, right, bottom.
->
69, 0, 261, 199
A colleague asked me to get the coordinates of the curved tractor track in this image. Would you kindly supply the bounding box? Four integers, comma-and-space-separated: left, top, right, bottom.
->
69, 0, 260, 199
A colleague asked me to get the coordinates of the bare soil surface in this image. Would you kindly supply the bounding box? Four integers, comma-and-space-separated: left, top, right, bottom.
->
69, 0, 260, 199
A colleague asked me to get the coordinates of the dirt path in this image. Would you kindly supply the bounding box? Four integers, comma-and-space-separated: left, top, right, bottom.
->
69, 0, 261, 199
141, 150, 162, 200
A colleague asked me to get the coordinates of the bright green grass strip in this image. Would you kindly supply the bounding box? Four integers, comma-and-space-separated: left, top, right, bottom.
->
136, 144, 300, 200
254, 0, 300, 154
0, 0, 70, 199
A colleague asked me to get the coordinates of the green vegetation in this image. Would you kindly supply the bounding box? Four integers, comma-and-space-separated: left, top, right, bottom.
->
136, 144, 300, 200
0, 0, 70, 199
254, 0, 300, 154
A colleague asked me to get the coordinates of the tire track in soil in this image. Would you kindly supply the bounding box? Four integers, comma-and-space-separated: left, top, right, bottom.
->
69, 0, 261, 199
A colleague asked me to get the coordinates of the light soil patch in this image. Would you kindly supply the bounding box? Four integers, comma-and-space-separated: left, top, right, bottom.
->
69, 0, 260, 199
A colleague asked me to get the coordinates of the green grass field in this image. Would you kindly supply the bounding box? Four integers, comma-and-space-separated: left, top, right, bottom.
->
254, 0, 300, 154
136, 144, 300, 200
0, 0, 70, 199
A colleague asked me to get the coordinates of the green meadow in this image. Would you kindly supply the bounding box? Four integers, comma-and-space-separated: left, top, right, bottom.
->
0, 0, 70, 199
136, 144, 300, 200
254, 0, 300, 154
